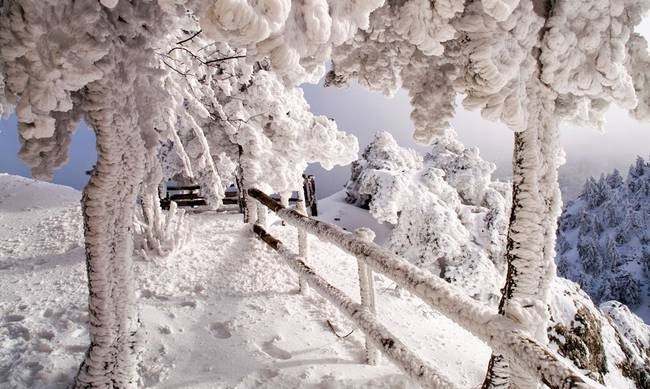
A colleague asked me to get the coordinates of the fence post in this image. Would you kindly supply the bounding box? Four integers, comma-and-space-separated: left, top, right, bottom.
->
280, 191, 290, 226
247, 198, 258, 225
280, 191, 290, 207
308, 175, 318, 216
237, 146, 248, 220
354, 227, 378, 365
296, 187, 309, 295
257, 201, 268, 229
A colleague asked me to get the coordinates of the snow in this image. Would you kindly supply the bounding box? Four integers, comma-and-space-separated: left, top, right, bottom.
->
1, 174, 490, 388
0, 174, 80, 212
317, 190, 393, 245
343, 131, 509, 304
557, 157, 650, 323
548, 278, 649, 388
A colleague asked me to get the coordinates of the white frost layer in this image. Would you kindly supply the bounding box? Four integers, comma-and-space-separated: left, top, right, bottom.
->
197, 0, 384, 84
541, 0, 650, 128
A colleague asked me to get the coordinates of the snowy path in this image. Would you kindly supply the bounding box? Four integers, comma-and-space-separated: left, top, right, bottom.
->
0, 175, 490, 388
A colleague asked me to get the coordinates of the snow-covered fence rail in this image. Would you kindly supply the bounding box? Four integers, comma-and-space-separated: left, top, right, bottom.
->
252, 224, 456, 389
248, 188, 601, 389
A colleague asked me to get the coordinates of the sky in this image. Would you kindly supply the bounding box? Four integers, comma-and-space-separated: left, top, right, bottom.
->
0, 17, 649, 199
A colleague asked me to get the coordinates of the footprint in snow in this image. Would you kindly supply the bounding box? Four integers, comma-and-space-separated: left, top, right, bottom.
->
261, 338, 292, 360
209, 322, 231, 339
4, 314, 25, 322
179, 300, 197, 309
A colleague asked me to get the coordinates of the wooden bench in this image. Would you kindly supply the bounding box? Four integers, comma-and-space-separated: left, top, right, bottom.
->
161, 185, 206, 210
160, 176, 318, 216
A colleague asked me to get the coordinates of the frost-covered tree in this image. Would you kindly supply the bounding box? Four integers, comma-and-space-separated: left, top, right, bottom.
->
325, 0, 650, 385
0, 1, 189, 385
346, 130, 510, 304
158, 31, 358, 219
0, 1, 379, 385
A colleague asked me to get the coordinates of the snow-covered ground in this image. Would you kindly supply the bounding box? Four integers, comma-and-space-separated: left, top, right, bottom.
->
0, 174, 490, 388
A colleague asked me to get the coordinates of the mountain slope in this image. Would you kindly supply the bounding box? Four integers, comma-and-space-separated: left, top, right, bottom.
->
339, 134, 650, 388
556, 156, 650, 323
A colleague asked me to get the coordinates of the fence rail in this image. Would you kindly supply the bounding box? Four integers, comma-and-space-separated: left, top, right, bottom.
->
252, 224, 455, 389
247, 188, 600, 389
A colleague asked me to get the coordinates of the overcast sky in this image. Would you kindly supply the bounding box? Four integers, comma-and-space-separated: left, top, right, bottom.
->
305, 18, 650, 197
0, 18, 648, 199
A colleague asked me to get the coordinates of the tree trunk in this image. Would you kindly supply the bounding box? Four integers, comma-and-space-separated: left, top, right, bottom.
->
74, 82, 146, 388
483, 80, 562, 389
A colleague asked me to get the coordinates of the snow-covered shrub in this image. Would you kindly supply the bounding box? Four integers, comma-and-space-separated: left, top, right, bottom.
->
135, 197, 189, 260
346, 130, 510, 303
557, 156, 650, 316
345, 131, 423, 221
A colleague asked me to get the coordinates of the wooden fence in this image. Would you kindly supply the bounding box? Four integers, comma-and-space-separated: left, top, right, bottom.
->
247, 188, 601, 389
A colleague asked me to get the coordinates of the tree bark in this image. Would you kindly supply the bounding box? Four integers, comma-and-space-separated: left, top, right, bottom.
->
483, 80, 562, 389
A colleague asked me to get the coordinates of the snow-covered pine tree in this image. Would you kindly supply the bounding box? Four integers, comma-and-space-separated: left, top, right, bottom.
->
557, 156, 650, 319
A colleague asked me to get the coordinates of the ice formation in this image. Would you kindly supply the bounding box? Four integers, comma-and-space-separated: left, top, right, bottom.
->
541, 0, 650, 128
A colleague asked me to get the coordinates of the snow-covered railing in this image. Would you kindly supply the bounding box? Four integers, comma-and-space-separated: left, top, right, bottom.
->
251, 223, 456, 389
248, 188, 601, 389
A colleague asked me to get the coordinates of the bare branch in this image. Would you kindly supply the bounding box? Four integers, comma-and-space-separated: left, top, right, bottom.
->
176, 29, 202, 45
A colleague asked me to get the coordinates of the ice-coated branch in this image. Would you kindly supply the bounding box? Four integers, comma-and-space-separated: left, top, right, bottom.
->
248, 188, 601, 389
252, 224, 456, 389
540, 0, 650, 127
136, 154, 189, 258
197, 0, 385, 85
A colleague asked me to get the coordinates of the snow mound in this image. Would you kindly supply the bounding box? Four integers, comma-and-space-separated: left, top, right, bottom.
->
0, 174, 80, 212
556, 156, 650, 322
